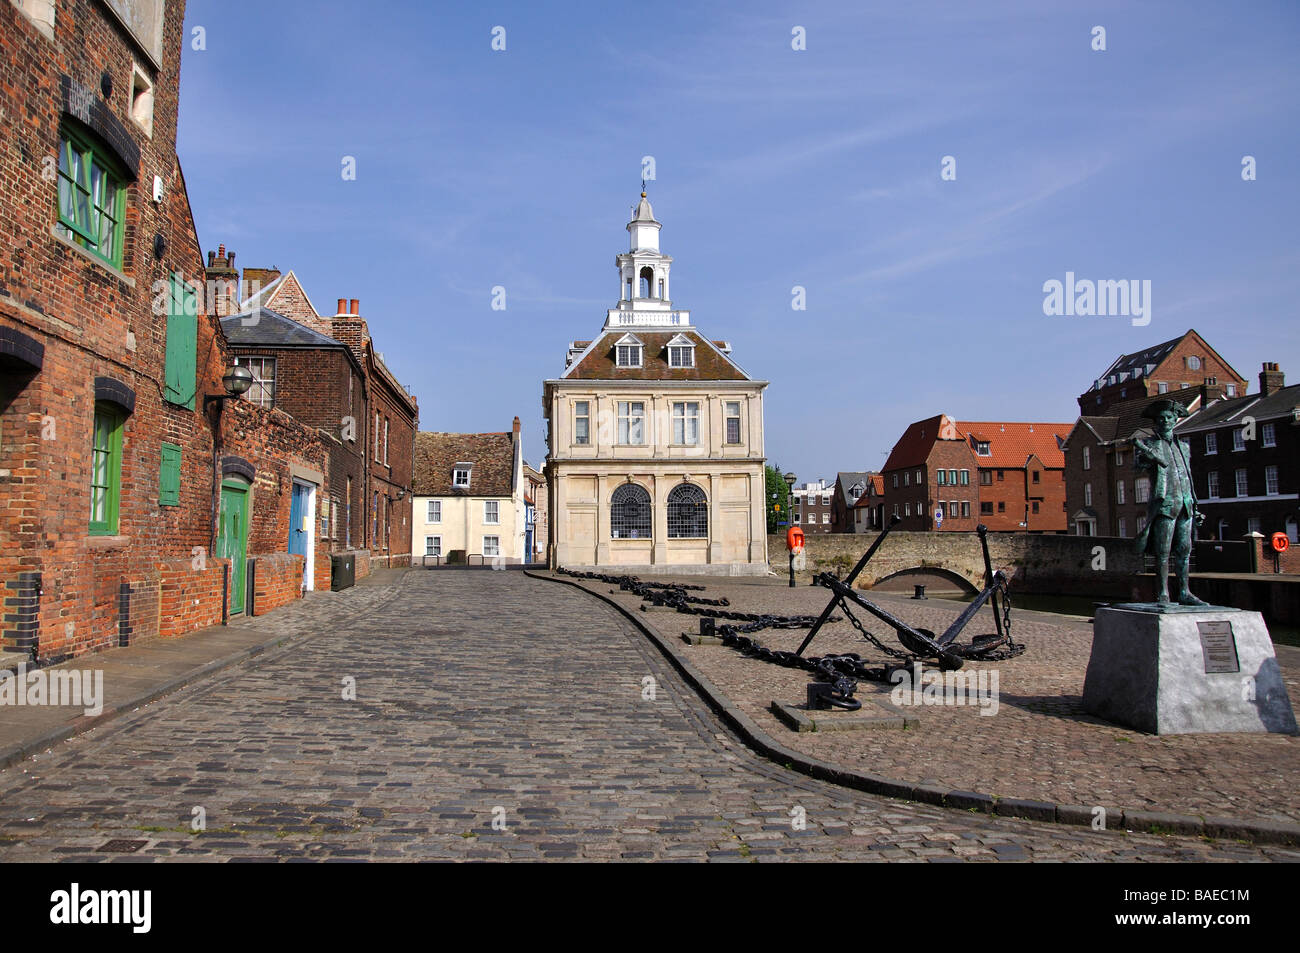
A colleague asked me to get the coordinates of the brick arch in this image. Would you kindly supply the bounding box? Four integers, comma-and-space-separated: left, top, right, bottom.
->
872, 566, 979, 594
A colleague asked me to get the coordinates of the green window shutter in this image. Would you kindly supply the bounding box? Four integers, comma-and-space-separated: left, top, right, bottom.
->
159, 442, 182, 506
163, 274, 197, 409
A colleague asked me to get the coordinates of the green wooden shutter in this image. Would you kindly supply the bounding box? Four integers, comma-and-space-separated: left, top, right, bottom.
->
164, 274, 197, 409
159, 442, 182, 505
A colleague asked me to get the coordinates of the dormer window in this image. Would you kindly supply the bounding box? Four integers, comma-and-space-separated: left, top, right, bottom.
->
666, 333, 695, 368
614, 333, 643, 368
975, 441, 991, 456
453, 463, 472, 488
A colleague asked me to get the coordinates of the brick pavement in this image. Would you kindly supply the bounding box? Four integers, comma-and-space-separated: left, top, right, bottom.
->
0, 571, 1292, 861
547, 571, 1300, 829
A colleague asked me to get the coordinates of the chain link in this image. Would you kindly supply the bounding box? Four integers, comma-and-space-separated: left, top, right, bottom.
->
555, 567, 1024, 699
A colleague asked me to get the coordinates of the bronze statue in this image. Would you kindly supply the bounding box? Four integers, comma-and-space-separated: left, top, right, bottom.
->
1132, 399, 1206, 606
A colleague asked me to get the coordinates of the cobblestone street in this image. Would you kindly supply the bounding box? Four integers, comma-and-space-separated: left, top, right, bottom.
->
0, 571, 1292, 862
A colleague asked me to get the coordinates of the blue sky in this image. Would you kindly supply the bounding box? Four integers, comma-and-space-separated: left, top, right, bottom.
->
178, 0, 1300, 482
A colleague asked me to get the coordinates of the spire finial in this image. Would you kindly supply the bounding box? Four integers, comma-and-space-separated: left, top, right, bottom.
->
640, 178, 646, 198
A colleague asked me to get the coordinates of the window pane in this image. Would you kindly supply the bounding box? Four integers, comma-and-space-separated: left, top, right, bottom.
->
611, 484, 652, 538
667, 483, 708, 538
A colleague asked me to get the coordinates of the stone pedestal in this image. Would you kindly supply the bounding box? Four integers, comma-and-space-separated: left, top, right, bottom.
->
1083, 605, 1297, 735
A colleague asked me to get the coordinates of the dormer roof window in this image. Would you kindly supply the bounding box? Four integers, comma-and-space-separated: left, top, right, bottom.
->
615, 333, 643, 368
666, 333, 695, 368
453, 462, 473, 488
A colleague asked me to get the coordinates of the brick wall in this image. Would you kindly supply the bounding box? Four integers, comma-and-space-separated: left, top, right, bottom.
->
250, 552, 304, 616
769, 530, 1146, 597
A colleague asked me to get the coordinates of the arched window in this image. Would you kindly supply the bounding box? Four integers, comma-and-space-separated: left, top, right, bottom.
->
611, 483, 651, 539
667, 483, 708, 538
639, 266, 654, 298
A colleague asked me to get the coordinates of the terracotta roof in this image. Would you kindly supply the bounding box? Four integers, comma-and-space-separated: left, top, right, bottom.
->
958, 421, 1071, 469
413, 431, 514, 497
563, 330, 748, 381
882, 415, 945, 471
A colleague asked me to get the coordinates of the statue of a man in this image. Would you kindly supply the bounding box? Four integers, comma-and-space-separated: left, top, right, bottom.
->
1132, 399, 1206, 606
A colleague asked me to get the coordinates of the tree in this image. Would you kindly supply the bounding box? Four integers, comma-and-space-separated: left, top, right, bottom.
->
765, 464, 792, 534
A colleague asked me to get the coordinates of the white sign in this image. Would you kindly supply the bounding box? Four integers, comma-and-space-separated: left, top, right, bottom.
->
934, 508, 944, 527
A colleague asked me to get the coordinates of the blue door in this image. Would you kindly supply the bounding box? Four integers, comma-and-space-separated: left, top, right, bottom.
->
289, 482, 311, 588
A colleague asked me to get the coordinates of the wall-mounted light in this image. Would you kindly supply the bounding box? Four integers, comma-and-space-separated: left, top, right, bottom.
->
204, 362, 254, 411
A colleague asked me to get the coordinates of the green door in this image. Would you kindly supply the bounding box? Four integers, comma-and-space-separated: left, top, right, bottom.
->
216, 478, 250, 614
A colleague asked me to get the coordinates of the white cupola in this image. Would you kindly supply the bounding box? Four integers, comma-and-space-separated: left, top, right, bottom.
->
607, 189, 690, 331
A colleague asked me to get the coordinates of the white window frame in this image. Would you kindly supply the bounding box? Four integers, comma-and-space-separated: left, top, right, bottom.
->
618, 401, 646, 445
1134, 478, 1149, 503
668, 346, 694, 368
1207, 471, 1220, 499
725, 401, 742, 445
1205, 433, 1217, 455
482, 535, 500, 557
484, 500, 500, 524
1233, 428, 1246, 452
1083, 446, 1091, 470
1116, 481, 1125, 505
1265, 465, 1279, 496
453, 466, 471, 488
616, 344, 643, 367
1084, 482, 1092, 506
574, 400, 590, 446
822, 513, 830, 524
427, 499, 442, 523
1235, 469, 1248, 497
425, 535, 442, 558
671, 401, 700, 445
1262, 422, 1276, 448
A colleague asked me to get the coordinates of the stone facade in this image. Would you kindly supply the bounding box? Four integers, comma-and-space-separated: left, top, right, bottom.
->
544, 192, 768, 574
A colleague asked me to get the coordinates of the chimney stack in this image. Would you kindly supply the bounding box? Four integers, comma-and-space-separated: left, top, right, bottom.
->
1260, 362, 1285, 397
203, 244, 239, 317
513, 416, 521, 436
1201, 376, 1226, 403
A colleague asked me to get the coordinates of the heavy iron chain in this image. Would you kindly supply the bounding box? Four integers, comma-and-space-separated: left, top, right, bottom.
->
554, 568, 1022, 701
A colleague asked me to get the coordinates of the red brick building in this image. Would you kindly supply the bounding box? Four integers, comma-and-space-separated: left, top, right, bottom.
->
1, 0, 330, 663
1078, 329, 1247, 415
879, 415, 1071, 533
1062, 387, 1212, 538
222, 267, 419, 568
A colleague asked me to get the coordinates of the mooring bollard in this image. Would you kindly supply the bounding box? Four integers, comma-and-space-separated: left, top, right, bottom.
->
807, 682, 834, 710
912, 584, 927, 600
700, 616, 715, 638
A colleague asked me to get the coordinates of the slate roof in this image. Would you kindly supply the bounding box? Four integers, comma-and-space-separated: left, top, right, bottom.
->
221, 307, 344, 348
1064, 389, 1205, 449
1177, 382, 1300, 433
1095, 334, 1181, 384
562, 330, 749, 381
413, 431, 515, 497
835, 471, 872, 506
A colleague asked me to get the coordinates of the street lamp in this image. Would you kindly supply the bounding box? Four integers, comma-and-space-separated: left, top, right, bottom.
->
784, 471, 797, 587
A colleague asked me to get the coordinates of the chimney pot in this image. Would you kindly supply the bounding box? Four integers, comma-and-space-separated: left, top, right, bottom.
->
218, 243, 225, 258
207, 250, 215, 267
350, 298, 359, 315
228, 252, 235, 267
337, 298, 346, 315
1260, 362, 1285, 397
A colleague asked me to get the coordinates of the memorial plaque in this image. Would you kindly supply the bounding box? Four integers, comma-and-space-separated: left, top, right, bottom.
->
1197, 621, 1240, 674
